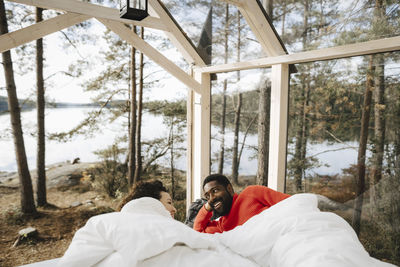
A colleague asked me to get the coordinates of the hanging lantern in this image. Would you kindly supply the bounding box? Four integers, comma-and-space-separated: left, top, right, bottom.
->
120, 0, 149, 21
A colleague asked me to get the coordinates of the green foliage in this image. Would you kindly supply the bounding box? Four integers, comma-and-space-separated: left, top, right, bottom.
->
173, 200, 186, 223
145, 100, 185, 116
371, 174, 400, 263
211, 88, 259, 134
359, 216, 399, 266
90, 144, 128, 198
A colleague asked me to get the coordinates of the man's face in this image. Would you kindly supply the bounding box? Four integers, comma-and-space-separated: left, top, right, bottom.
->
203, 180, 234, 216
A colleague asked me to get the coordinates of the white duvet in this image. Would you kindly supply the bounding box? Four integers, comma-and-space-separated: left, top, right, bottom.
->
58, 194, 396, 267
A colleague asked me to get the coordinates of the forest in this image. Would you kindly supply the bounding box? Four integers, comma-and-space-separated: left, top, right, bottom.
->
1, 0, 399, 265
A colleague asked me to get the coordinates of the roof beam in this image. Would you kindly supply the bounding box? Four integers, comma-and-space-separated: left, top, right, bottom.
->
98, 18, 201, 94
6, 0, 167, 31
239, 0, 286, 56
148, 0, 206, 66
0, 12, 90, 53
195, 36, 400, 73
219, 0, 286, 56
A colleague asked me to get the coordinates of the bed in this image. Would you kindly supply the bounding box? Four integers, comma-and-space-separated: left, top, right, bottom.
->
40, 194, 396, 266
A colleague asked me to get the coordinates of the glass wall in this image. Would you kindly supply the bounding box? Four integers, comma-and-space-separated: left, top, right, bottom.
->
166, 0, 263, 65
271, 0, 400, 53
167, 0, 400, 64
210, 69, 270, 188
286, 51, 400, 265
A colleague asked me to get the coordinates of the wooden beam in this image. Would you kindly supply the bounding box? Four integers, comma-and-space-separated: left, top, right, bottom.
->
218, 0, 286, 56
6, 0, 167, 31
0, 12, 90, 53
268, 64, 289, 192
148, 0, 206, 66
196, 36, 400, 73
98, 18, 201, 94
186, 87, 194, 207
191, 71, 211, 201
239, 0, 286, 56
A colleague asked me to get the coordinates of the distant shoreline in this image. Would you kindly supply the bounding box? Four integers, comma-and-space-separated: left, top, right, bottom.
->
0, 96, 127, 113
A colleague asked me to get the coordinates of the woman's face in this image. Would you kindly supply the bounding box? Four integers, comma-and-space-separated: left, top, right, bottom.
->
159, 191, 177, 218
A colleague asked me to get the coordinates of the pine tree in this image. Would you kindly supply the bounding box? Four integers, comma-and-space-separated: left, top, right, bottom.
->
0, 0, 36, 214
35, 7, 47, 207
134, 27, 145, 183
127, 25, 137, 186
352, 55, 374, 236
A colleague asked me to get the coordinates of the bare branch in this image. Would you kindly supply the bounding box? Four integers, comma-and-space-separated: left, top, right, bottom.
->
59, 30, 85, 59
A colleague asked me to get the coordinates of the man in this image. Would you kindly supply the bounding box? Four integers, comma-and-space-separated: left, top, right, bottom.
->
193, 174, 290, 233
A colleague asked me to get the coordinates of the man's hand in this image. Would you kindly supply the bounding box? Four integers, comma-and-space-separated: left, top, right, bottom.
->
204, 202, 212, 212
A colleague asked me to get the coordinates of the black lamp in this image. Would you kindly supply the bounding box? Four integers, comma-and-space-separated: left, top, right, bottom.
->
120, 0, 149, 21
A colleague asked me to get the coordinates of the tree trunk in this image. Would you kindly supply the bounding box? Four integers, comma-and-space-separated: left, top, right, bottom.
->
370, 0, 386, 216
231, 93, 242, 185
370, 53, 385, 211
392, 92, 400, 261
217, 3, 229, 174
218, 81, 227, 174
0, 0, 36, 214
300, 79, 310, 182
36, 7, 47, 206
236, 9, 241, 81
257, 1, 273, 186
294, 78, 310, 192
352, 55, 374, 236
134, 27, 144, 183
281, 0, 287, 36
169, 121, 175, 199
238, 114, 258, 167
231, 9, 242, 185
293, 84, 305, 191
127, 25, 137, 186
293, 0, 310, 192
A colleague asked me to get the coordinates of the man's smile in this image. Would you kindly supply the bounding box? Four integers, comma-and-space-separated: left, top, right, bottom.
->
212, 200, 222, 209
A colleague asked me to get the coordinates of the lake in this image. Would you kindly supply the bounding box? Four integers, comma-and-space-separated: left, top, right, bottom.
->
0, 107, 181, 172
0, 107, 359, 176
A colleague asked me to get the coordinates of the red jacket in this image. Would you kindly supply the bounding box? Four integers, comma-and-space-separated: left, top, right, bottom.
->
193, 185, 290, 233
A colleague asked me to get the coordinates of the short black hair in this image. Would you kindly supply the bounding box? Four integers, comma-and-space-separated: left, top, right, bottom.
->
202, 174, 231, 189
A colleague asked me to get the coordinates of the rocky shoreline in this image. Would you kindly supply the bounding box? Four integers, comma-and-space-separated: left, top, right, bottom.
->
0, 161, 99, 189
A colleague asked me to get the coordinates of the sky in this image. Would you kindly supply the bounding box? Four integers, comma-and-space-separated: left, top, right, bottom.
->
0, 0, 270, 105
0, 16, 191, 104
5, 0, 398, 105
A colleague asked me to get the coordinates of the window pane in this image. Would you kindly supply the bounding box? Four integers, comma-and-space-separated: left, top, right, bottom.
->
286, 51, 400, 265
271, 0, 400, 53
210, 69, 270, 187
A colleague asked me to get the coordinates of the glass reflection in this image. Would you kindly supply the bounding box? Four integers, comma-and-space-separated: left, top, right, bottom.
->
286, 51, 400, 265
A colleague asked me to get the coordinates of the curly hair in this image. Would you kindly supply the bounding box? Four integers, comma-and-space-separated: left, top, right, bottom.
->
117, 180, 167, 211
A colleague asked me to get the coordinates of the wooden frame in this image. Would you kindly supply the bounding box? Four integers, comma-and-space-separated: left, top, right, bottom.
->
2, 0, 400, 199
195, 35, 400, 74
3, 0, 212, 203
219, 0, 286, 56
189, 72, 211, 202
98, 18, 201, 94
7, 0, 166, 30
0, 12, 90, 53
148, 0, 206, 66
268, 64, 289, 192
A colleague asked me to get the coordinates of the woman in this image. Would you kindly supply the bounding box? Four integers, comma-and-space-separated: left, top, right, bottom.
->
117, 179, 177, 218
